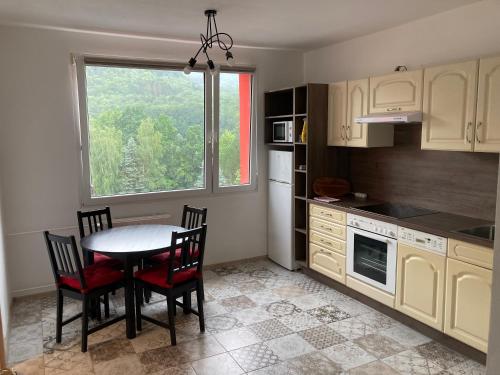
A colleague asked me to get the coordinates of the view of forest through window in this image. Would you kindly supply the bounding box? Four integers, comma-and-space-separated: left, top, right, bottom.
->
85, 65, 249, 197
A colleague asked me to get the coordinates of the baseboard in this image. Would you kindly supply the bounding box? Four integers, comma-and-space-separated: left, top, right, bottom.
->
11, 284, 55, 298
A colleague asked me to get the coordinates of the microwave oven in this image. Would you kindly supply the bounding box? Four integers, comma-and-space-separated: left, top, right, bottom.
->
272, 121, 293, 143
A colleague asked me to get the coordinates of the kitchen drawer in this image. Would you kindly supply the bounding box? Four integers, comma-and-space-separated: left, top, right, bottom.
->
309, 242, 346, 284
310, 230, 346, 255
310, 204, 346, 225
448, 239, 493, 269
309, 216, 346, 240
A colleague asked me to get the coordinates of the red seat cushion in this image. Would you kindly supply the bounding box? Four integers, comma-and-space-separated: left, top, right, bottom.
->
93, 253, 123, 268
149, 247, 200, 264
59, 264, 124, 293
134, 265, 201, 289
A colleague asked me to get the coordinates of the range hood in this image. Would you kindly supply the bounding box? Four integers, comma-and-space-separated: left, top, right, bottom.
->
355, 111, 422, 124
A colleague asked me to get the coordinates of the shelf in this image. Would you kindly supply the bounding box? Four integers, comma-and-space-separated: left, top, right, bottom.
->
295, 169, 307, 173
265, 114, 294, 119
294, 142, 307, 146
266, 142, 294, 147
295, 228, 307, 235
294, 195, 307, 201
294, 113, 307, 117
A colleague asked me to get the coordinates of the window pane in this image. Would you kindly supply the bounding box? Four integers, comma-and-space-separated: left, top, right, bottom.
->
218, 72, 252, 187
85, 65, 205, 197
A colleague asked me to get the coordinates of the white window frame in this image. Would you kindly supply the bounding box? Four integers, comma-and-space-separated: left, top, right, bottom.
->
73, 55, 256, 206
213, 71, 258, 193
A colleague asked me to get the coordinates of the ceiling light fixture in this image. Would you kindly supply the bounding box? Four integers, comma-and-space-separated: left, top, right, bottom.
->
184, 9, 234, 75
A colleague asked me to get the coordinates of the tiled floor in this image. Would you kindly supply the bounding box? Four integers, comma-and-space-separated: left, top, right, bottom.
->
9, 258, 486, 374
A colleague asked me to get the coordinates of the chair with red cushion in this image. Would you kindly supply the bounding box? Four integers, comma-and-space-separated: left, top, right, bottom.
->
142, 205, 207, 303
77, 207, 122, 269
134, 224, 207, 346
44, 231, 125, 352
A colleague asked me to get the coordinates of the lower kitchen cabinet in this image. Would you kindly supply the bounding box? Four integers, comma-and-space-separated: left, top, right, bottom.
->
444, 258, 492, 353
395, 243, 446, 330
309, 242, 346, 284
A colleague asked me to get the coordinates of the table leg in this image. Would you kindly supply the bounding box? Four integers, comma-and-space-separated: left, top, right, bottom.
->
124, 258, 136, 339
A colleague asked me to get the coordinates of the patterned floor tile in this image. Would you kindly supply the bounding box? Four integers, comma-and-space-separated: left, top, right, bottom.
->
328, 317, 378, 340
382, 349, 444, 374
297, 324, 347, 349
278, 311, 323, 332
265, 300, 301, 317
415, 341, 467, 370
307, 304, 351, 324
381, 324, 432, 347
354, 333, 406, 359
205, 314, 243, 333
214, 327, 261, 351
265, 333, 316, 360
272, 286, 307, 299
219, 295, 257, 312
322, 341, 376, 370
285, 351, 343, 374
248, 319, 293, 340
8, 258, 485, 375
192, 352, 244, 375
355, 311, 399, 331
441, 359, 486, 375
230, 342, 281, 372
211, 264, 243, 276
349, 360, 401, 375
288, 293, 330, 311
246, 290, 282, 306
232, 306, 274, 325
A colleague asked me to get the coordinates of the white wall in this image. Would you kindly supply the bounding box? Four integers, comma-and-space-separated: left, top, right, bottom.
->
0, 174, 10, 356
0, 25, 303, 297
304, 0, 500, 82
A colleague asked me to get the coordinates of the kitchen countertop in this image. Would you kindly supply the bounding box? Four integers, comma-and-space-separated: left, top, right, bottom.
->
308, 197, 495, 249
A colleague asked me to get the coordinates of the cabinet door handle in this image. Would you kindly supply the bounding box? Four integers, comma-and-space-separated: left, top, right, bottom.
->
340, 125, 345, 140
346, 125, 351, 140
466, 122, 472, 143
476, 122, 483, 143
386, 107, 402, 112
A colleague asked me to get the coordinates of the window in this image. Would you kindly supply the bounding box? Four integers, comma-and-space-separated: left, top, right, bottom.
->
75, 57, 255, 204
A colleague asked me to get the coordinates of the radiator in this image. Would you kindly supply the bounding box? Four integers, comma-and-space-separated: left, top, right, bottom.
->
113, 213, 172, 227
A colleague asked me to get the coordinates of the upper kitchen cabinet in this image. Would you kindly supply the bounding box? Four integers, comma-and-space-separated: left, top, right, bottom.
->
345, 79, 393, 148
327, 81, 347, 146
475, 56, 500, 152
421, 60, 479, 151
369, 70, 423, 113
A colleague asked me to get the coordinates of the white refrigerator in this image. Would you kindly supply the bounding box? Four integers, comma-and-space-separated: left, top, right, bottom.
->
267, 150, 295, 270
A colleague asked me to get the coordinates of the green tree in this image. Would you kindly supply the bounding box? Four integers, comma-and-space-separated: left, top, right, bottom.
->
219, 129, 240, 185
121, 137, 146, 193
136, 118, 166, 191
89, 124, 123, 196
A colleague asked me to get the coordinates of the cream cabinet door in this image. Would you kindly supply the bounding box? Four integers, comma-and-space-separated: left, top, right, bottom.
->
421, 60, 478, 151
369, 70, 423, 113
444, 258, 492, 353
328, 82, 347, 146
395, 244, 446, 330
346, 79, 369, 147
475, 56, 500, 152
309, 242, 346, 284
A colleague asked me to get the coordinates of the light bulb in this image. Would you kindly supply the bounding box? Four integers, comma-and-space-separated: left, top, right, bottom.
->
183, 65, 192, 75
210, 64, 220, 76
226, 51, 234, 66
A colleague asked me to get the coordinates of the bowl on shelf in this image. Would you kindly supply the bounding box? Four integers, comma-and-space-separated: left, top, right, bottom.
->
313, 177, 351, 198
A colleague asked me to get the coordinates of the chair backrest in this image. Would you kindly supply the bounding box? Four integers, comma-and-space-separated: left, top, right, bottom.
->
166, 224, 207, 286
181, 205, 207, 229
44, 231, 86, 289
77, 207, 113, 239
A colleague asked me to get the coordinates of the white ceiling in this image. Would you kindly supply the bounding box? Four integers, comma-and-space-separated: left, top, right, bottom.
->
0, 0, 481, 50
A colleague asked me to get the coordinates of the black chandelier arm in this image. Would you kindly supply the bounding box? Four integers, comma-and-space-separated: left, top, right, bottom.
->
200, 33, 233, 52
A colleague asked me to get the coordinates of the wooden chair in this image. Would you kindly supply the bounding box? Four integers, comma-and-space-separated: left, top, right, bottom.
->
143, 205, 207, 303
44, 231, 125, 352
77, 207, 121, 268
134, 224, 207, 346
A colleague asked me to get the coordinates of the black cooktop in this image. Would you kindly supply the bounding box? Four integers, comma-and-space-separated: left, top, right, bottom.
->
358, 203, 436, 219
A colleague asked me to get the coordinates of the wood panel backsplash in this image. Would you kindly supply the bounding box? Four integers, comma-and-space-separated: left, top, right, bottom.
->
346, 125, 499, 221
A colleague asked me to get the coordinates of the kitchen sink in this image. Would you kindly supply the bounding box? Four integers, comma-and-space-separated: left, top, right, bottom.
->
455, 225, 495, 241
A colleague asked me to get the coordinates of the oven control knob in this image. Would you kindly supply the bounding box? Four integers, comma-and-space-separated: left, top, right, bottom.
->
354, 222, 359, 227
389, 231, 395, 237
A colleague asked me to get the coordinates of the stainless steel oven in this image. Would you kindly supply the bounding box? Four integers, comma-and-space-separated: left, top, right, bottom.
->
346, 214, 398, 294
